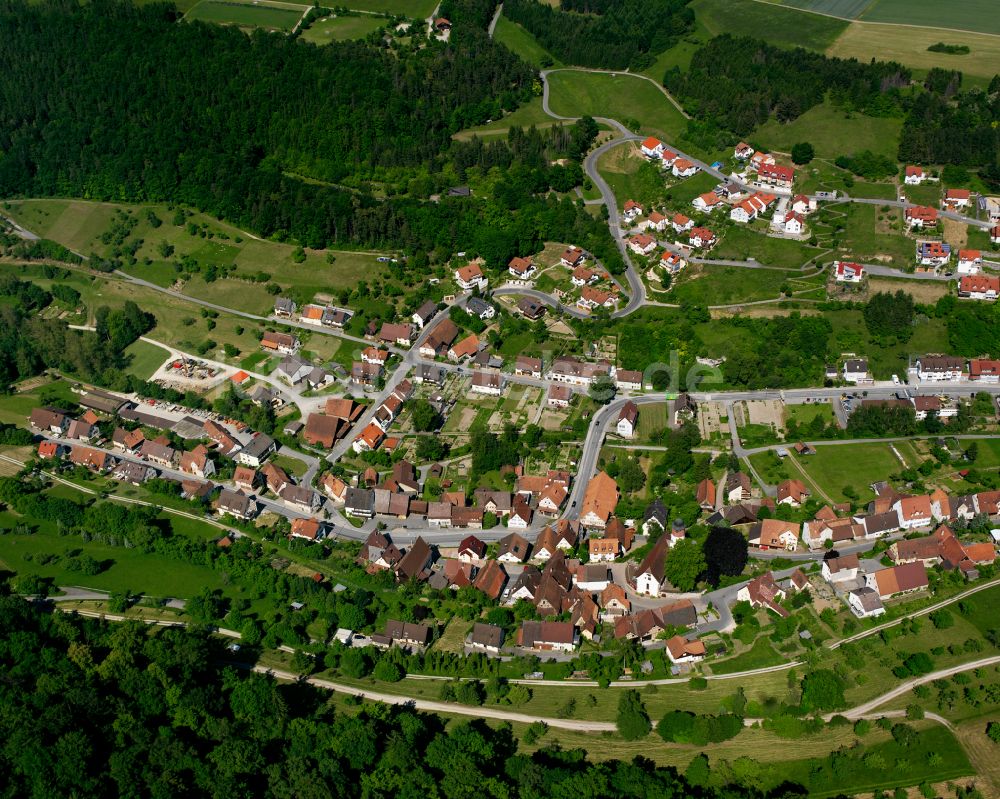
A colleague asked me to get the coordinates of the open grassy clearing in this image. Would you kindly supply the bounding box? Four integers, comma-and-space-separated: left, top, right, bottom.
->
453, 98, 559, 140
827, 308, 948, 379
691, 0, 849, 50
185, 0, 305, 30
493, 16, 561, 69
298, 14, 386, 44
713, 226, 824, 268
753, 101, 902, 160
828, 20, 1000, 79
669, 263, 823, 306
1, 199, 389, 313
633, 402, 669, 441
546, 71, 688, 146
826, 202, 914, 268
123, 339, 171, 380
796, 441, 903, 501
784, 401, 836, 429
710, 638, 784, 674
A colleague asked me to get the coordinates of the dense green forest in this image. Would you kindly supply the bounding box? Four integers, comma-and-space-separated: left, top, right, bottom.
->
663, 35, 909, 135
898, 89, 1000, 175
0, 586, 814, 798
502, 0, 693, 70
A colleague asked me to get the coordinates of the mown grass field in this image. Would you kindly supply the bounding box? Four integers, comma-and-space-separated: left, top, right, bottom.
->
691, 0, 849, 50
123, 339, 171, 380
493, 16, 561, 69
340, 0, 437, 16
546, 71, 688, 145
860, 0, 1000, 35
298, 14, 386, 44
712, 226, 824, 269
796, 441, 903, 501
453, 98, 558, 140
669, 263, 823, 306
828, 21, 1000, 79
185, 0, 305, 30
753, 100, 902, 160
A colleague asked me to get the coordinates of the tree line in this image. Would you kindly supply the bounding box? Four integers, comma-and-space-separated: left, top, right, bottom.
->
502, 0, 694, 70
663, 34, 910, 135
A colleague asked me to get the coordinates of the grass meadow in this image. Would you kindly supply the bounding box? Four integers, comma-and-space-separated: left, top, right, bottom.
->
493, 16, 561, 69
753, 101, 902, 160
299, 14, 386, 45
185, 0, 305, 31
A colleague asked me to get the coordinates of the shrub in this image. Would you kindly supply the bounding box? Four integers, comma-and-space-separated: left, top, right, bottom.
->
617, 690, 651, 740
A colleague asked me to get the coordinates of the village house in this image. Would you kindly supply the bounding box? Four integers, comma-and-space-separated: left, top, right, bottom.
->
791, 194, 817, 215
517, 620, 577, 653
725, 472, 751, 503
498, 532, 531, 563
548, 356, 611, 387
514, 355, 543, 378
473, 559, 508, 601
734, 142, 754, 160
729, 192, 774, 223
616, 401, 638, 439
904, 166, 925, 185
216, 489, 258, 521
579, 471, 618, 530
454, 263, 487, 291
570, 266, 599, 287
866, 562, 929, 600
628, 233, 657, 256
660, 251, 686, 274
957, 249, 983, 274
776, 479, 810, 507
614, 600, 697, 641
916, 355, 965, 382
672, 158, 697, 178
665, 636, 706, 665
180, 445, 214, 478
113, 460, 156, 486
659, 149, 678, 168
848, 586, 886, 618
696, 478, 716, 509
352, 422, 385, 454
616, 369, 643, 391
260, 331, 299, 355
274, 297, 296, 317
578, 286, 618, 311
111, 427, 145, 453
993, 225, 1000, 245
588, 536, 619, 563
467, 297, 496, 321
30, 407, 70, 435
822, 553, 860, 583
692, 191, 722, 212
560, 246, 586, 268
748, 519, 800, 551
508, 498, 533, 529
959, 274, 1000, 301
545, 383, 574, 410
750, 151, 775, 171
905, 205, 938, 229
944, 188, 971, 209
507, 255, 537, 279
671, 213, 693, 233
918, 240, 951, 267
736, 572, 787, 616
140, 439, 176, 468
634, 535, 670, 597
468, 623, 504, 654
290, 517, 324, 541
235, 434, 275, 468
688, 227, 716, 249
419, 318, 460, 359
757, 163, 794, 189
781, 212, 806, 235
834, 261, 865, 283
969, 359, 1000, 383
641, 211, 666, 233
841, 357, 869, 383
622, 200, 643, 222
640, 136, 664, 158
378, 322, 413, 347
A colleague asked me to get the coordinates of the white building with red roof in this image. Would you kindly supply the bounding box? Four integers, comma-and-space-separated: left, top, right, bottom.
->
957, 249, 982, 274
672, 158, 697, 178
834, 261, 865, 283
640, 136, 664, 158
904, 166, 925, 185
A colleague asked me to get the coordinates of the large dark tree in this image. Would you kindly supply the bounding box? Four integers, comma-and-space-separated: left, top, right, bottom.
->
703, 526, 749, 587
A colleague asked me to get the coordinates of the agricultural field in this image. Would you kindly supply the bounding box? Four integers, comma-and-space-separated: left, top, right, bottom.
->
753, 101, 903, 160
777, 0, 872, 17
859, 0, 1000, 35
298, 14, 386, 45
184, 0, 305, 31
493, 16, 561, 69
691, 0, 849, 51
545, 71, 689, 147
828, 22, 1000, 80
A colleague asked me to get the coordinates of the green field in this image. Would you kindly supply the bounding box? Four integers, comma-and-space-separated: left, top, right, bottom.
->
710, 638, 783, 674
124, 339, 171, 380
298, 13, 386, 44
546, 71, 688, 146
692, 0, 849, 50
185, 0, 304, 30
827, 308, 948, 379
784, 401, 836, 429
826, 202, 915, 268
633, 402, 668, 441
1, 200, 388, 314
796, 441, 903, 501
669, 263, 824, 306
753, 101, 902, 160
778, 0, 872, 17
493, 16, 561, 69
453, 98, 558, 140
712, 226, 824, 269
339, 0, 437, 16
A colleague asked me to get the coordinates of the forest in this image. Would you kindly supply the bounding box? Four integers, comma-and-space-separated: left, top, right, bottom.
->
502, 0, 693, 70
898, 87, 1000, 173
663, 35, 910, 136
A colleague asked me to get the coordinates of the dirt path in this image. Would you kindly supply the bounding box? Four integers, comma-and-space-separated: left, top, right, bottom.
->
787, 455, 833, 505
